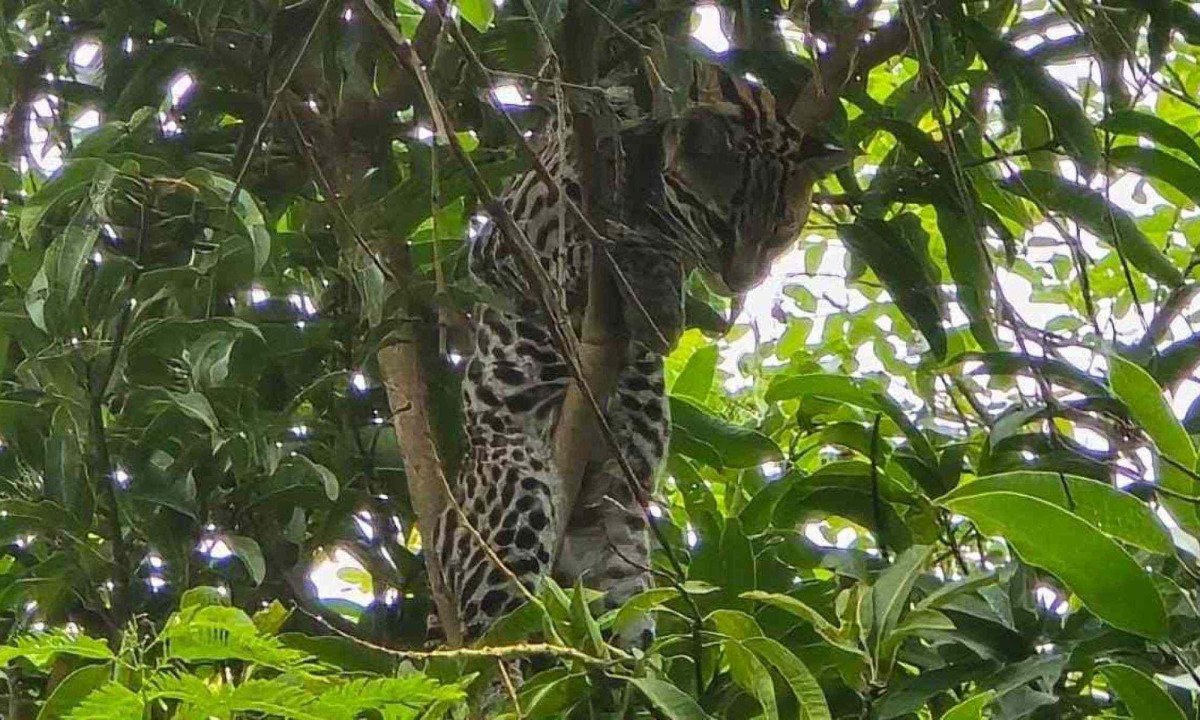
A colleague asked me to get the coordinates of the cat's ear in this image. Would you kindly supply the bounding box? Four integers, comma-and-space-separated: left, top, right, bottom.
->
691, 63, 783, 134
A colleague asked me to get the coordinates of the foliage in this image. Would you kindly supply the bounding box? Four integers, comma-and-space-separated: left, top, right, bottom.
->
0, 587, 464, 718
0, 0, 1200, 718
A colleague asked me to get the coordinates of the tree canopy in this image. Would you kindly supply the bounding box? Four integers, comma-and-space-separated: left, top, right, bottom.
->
3, 0, 1200, 718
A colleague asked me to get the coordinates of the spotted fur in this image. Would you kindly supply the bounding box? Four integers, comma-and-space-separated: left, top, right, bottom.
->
431, 66, 849, 648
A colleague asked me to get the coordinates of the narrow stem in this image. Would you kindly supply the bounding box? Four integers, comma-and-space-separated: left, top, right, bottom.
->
89, 273, 142, 626
89, 183, 154, 629
869, 413, 890, 562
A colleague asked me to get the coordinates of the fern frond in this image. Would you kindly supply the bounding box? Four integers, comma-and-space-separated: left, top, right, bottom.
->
228, 678, 325, 720
64, 681, 144, 720
1, 630, 114, 669
312, 675, 466, 719
161, 605, 323, 673
148, 672, 232, 718
150, 672, 329, 720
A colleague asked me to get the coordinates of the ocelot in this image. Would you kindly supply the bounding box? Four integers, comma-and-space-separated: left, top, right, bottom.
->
431, 64, 850, 647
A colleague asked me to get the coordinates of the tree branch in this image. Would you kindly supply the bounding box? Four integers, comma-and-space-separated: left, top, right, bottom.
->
87, 185, 154, 630
550, 0, 630, 558
297, 603, 615, 666
376, 335, 463, 647
1133, 284, 1199, 359
283, 92, 464, 645
787, 13, 911, 132
1146, 330, 1200, 391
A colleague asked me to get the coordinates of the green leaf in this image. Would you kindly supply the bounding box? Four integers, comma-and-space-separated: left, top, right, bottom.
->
941, 491, 1167, 638
521, 672, 588, 719
876, 664, 993, 719
253, 601, 291, 635
1099, 109, 1200, 167
1000, 170, 1183, 286
913, 573, 999, 612
948, 351, 1109, 397
766, 373, 886, 407
39, 201, 104, 333
257, 454, 341, 505
626, 677, 713, 720
0, 631, 115, 668
765, 373, 936, 466
1099, 663, 1187, 720
392, 0, 426, 35
963, 19, 1100, 172
455, 130, 480, 153
690, 518, 758, 610
183, 168, 271, 272
1020, 106, 1058, 174
942, 690, 996, 720
38, 664, 112, 720
277, 634, 396, 675
864, 545, 934, 659
180, 586, 231, 610
611, 588, 681, 638
720, 518, 756, 596
456, 0, 495, 31
940, 472, 1173, 555
1109, 355, 1200, 536
228, 535, 266, 584
20, 159, 115, 241
739, 473, 797, 533
673, 344, 718, 401
156, 390, 220, 433
1108, 145, 1200, 207
773, 484, 915, 553
1151, 332, 1200, 387
148, 673, 328, 720
569, 578, 606, 656
725, 640, 778, 720
743, 637, 833, 720
44, 426, 90, 524
740, 591, 854, 652
706, 608, 762, 641
938, 206, 996, 350
312, 675, 464, 718
838, 219, 946, 358
879, 606, 954, 661
669, 396, 780, 468
65, 682, 144, 720
163, 605, 317, 671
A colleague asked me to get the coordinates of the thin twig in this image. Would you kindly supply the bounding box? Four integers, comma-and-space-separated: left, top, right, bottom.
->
940, 513, 970, 577
868, 413, 890, 562
283, 104, 397, 284
497, 659, 524, 717
229, 0, 335, 206
87, 183, 154, 628
435, 452, 548, 615
951, 377, 993, 429
580, 0, 650, 52
297, 606, 613, 666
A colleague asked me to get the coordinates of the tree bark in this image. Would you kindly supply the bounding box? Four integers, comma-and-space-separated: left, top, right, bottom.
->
377, 338, 463, 647
548, 0, 629, 551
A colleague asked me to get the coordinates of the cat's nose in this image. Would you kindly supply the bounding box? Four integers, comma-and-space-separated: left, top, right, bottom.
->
721, 256, 768, 294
